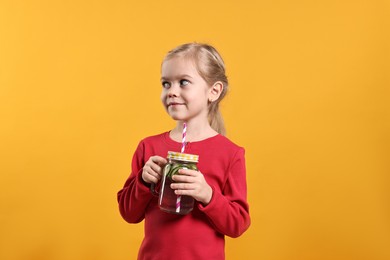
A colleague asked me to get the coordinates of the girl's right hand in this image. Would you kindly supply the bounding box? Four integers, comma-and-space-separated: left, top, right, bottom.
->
142, 156, 168, 184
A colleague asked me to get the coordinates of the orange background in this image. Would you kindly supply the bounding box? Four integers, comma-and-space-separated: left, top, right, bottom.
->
1, 1, 389, 259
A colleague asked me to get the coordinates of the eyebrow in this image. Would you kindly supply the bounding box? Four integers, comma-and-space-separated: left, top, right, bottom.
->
161, 74, 194, 81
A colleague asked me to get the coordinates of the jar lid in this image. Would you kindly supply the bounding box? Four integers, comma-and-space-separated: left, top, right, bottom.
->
167, 151, 199, 163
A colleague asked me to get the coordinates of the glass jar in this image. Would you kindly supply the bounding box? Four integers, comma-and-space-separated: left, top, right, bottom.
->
151, 151, 199, 215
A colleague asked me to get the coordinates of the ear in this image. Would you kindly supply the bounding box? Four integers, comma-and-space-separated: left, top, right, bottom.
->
208, 81, 223, 102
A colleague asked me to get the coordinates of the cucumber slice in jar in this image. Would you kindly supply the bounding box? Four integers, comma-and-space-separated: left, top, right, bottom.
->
168, 164, 182, 178
166, 163, 198, 178
188, 164, 198, 171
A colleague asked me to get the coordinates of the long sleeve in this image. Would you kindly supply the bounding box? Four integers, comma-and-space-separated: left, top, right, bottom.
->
117, 133, 250, 259
198, 147, 250, 238
117, 141, 153, 223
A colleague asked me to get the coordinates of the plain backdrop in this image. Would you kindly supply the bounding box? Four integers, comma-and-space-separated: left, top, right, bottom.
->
1, 1, 389, 259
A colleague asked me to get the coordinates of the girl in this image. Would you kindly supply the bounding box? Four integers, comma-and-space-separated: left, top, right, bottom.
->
117, 43, 250, 260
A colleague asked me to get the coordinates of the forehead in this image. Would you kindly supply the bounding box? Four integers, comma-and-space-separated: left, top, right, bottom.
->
161, 57, 200, 78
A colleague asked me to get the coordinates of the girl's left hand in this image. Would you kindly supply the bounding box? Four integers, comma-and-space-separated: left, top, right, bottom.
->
171, 169, 213, 206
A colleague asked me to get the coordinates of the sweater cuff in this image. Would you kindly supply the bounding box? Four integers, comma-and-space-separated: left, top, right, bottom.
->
197, 186, 219, 212
136, 169, 153, 194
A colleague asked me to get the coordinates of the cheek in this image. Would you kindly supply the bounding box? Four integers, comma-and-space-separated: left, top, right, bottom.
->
160, 92, 169, 110
160, 91, 166, 103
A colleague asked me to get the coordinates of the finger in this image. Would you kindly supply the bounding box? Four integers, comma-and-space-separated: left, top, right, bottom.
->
146, 175, 160, 184
143, 171, 160, 184
174, 189, 192, 196
144, 167, 161, 180
151, 174, 161, 183
149, 171, 161, 180
177, 168, 199, 176
171, 174, 192, 183
149, 164, 163, 176
151, 156, 168, 166
146, 160, 164, 176
171, 182, 194, 190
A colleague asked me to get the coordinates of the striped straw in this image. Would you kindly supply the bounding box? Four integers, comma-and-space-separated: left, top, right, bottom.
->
181, 123, 187, 153
175, 196, 181, 213
176, 122, 187, 213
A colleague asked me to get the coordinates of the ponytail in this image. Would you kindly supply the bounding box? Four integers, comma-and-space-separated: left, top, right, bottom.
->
208, 101, 226, 135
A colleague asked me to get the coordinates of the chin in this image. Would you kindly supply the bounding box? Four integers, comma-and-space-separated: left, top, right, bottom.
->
170, 116, 185, 121
167, 113, 186, 121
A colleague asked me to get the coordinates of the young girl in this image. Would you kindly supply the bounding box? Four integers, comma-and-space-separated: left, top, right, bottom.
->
117, 43, 250, 259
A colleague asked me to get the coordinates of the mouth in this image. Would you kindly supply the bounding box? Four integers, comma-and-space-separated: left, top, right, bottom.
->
167, 102, 185, 107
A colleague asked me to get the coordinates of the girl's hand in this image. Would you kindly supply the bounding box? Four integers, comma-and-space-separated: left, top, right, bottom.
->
171, 169, 213, 206
142, 156, 168, 184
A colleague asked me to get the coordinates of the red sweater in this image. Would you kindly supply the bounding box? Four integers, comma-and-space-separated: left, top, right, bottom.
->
117, 132, 250, 260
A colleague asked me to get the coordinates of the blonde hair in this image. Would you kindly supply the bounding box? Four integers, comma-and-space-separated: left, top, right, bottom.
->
163, 43, 229, 135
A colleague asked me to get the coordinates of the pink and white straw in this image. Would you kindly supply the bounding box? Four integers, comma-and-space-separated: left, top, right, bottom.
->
176, 122, 187, 213
181, 123, 187, 153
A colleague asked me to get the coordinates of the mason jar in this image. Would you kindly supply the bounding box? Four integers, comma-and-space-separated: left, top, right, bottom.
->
151, 151, 199, 215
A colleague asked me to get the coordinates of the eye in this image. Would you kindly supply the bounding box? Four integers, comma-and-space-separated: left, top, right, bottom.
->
180, 79, 190, 87
162, 81, 170, 88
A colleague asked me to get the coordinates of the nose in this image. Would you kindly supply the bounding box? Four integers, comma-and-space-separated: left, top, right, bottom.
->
167, 83, 180, 97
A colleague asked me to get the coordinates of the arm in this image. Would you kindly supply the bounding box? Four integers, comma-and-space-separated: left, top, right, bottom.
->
117, 141, 153, 223
198, 148, 251, 238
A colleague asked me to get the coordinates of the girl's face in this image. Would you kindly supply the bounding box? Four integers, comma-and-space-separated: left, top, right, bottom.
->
160, 57, 211, 123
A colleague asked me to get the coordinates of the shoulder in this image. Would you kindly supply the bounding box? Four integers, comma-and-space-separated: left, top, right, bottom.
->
199, 135, 245, 172
208, 135, 245, 159
139, 132, 167, 144
134, 132, 169, 151
215, 135, 244, 151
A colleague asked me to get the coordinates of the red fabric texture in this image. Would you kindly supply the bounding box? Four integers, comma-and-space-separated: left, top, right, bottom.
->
117, 132, 250, 260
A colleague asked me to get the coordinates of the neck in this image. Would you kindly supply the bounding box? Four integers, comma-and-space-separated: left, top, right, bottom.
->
171, 120, 218, 142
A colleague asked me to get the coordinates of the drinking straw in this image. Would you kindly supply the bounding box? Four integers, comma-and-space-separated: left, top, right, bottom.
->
176, 122, 187, 213
181, 123, 187, 153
